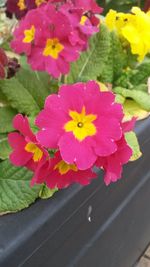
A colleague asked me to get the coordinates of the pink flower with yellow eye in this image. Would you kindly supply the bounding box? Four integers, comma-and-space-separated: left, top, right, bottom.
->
36, 81, 124, 170
11, 8, 44, 56
8, 114, 47, 171
11, 4, 79, 78
31, 151, 97, 189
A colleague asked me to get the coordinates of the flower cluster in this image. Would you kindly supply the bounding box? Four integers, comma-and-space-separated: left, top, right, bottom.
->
6, 0, 48, 19
9, 81, 134, 189
105, 7, 150, 61
11, 0, 103, 78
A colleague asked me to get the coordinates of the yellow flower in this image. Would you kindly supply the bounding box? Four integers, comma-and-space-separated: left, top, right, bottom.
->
105, 7, 150, 61
105, 9, 133, 35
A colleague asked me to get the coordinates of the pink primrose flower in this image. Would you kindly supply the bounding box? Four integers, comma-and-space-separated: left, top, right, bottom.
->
8, 114, 47, 171
11, 8, 45, 56
11, 0, 103, 77
11, 3, 80, 78
31, 151, 97, 189
36, 81, 124, 170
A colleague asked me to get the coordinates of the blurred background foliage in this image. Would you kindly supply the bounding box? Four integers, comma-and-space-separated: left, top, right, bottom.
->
97, 0, 145, 14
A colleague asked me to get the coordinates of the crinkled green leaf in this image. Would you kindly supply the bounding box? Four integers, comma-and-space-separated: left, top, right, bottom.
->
0, 106, 17, 133
0, 180, 40, 215
130, 61, 150, 86
0, 78, 40, 115
0, 134, 12, 160
16, 68, 50, 109
0, 160, 33, 181
67, 24, 111, 83
99, 30, 127, 83
125, 131, 142, 161
39, 184, 58, 199
0, 160, 41, 214
113, 87, 150, 111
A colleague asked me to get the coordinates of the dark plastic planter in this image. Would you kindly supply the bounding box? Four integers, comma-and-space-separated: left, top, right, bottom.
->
0, 118, 150, 267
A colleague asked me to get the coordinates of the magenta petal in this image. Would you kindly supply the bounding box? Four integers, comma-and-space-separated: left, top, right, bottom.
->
117, 137, 133, 164
94, 137, 117, 156
86, 80, 100, 96
57, 58, 70, 75
104, 155, 122, 185
8, 132, 26, 149
9, 148, 32, 166
35, 107, 66, 129
95, 117, 122, 141
59, 83, 85, 112
59, 133, 97, 170
13, 114, 35, 141
36, 129, 60, 149
45, 94, 62, 110
122, 117, 136, 132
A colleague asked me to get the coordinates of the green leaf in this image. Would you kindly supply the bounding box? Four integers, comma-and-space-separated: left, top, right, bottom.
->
0, 106, 17, 133
113, 87, 150, 111
99, 30, 127, 83
130, 84, 148, 92
16, 68, 50, 109
125, 131, 142, 161
130, 61, 150, 86
123, 99, 150, 121
39, 184, 58, 199
0, 78, 40, 115
0, 160, 33, 181
0, 134, 12, 160
67, 24, 111, 83
0, 160, 41, 214
115, 94, 125, 104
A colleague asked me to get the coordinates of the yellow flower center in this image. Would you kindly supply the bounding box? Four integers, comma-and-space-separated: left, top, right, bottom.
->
35, 0, 46, 6
23, 25, 35, 43
80, 15, 88, 25
43, 38, 64, 59
64, 106, 97, 141
25, 142, 43, 162
54, 160, 78, 175
17, 0, 26, 10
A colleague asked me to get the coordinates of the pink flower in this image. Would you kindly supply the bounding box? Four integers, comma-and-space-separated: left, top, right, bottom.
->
31, 151, 97, 189
8, 114, 47, 171
59, 2, 101, 50
95, 118, 136, 185
11, 3, 80, 78
36, 81, 124, 170
11, 0, 103, 77
11, 9, 44, 56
